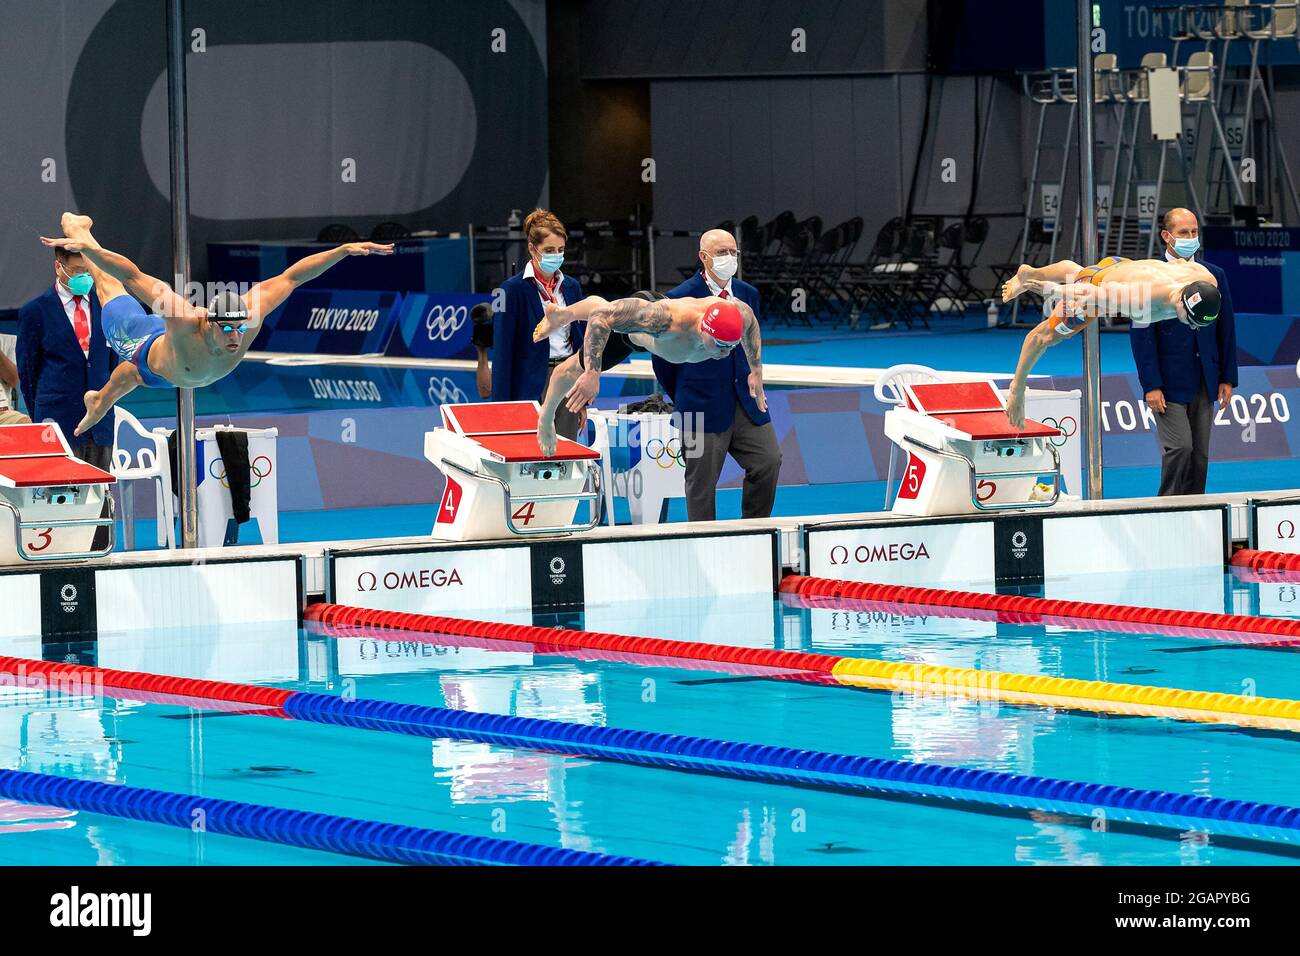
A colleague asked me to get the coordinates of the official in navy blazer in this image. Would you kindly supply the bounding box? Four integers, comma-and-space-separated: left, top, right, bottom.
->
652, 229, 781, 521
1130, 208, 1238, 496
491, 208, 585, 438
16, 246, 118, 465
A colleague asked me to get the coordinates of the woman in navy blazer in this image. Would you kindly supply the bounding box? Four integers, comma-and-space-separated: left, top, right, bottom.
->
490, 208, 585, 438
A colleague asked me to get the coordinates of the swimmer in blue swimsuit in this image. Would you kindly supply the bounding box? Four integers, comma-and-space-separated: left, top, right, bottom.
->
42, 213, 393, 435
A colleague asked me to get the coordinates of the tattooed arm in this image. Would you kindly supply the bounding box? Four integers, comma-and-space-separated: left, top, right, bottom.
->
564, 297, 672, 412
736, 300, 767, 412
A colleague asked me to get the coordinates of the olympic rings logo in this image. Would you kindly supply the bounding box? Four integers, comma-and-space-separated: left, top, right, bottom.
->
644, 437, 685, 468
1038, 415, 1078, 448
209, 455, 273, 489
425, 304, 468, 342
426, 376, 469, 406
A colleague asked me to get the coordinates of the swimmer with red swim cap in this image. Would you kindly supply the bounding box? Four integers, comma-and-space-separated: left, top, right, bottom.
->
531, 290, 764, 456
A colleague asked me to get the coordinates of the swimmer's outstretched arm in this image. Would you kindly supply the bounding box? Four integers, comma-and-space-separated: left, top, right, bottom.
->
1005, 302, 1083, 429
245, 242, 394, 322
563, 298, 672, 412
736, 300, 767, 413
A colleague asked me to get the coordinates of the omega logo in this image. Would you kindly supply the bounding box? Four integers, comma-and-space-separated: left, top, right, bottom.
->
828, 542, 931, 565
355, 568, 464, 592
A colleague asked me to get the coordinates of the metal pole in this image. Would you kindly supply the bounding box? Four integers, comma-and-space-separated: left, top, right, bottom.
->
166, 0, 198, 548
467, 222, 476, 292
1148, 144, 1167, 258
646, 224, 656, 294
1077, 0, 1103, 499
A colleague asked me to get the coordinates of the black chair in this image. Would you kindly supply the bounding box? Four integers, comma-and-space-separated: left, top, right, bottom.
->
807, 217, 863, 323
750, 211, 799, 314
316, 224, 359, 243
909, 221, 969, 321
884, 218, 942, 328
988, 217, 1050, 294
370, 221, 411, 242
843, 217, 908, 328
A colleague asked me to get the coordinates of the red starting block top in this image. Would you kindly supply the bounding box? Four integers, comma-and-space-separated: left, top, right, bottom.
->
476, 433, 600, 463
443, 402, 539, 435
906, 381, 1003, 414
0, 423, 70, 458
938, 411, 1061, 441
0, 455, 114, 488
440, 401, 600, 461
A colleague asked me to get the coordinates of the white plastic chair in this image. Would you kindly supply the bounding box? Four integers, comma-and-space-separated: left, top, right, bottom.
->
110, 407, 175, 549
874, 364, 943, 509
1183, 50, 1216, 102
1125, 51, 1167, 102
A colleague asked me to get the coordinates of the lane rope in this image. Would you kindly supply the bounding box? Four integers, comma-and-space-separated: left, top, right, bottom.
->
781, 573, 1300, 640
1232, 548, 1300, 574
303, 604, 1300, 731
784, 591, 1299, 647
4, 651, 1299, 845
0, 769, 660, 866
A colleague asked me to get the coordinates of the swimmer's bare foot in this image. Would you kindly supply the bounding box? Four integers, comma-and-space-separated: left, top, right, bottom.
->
1001, 264, 1032, 303
76, 390, 108, 437
532, 302, 563, 343
61, 212, 94, 237
537, 418, 557, 458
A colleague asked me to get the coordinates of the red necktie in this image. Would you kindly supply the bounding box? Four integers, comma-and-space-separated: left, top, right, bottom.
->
718, 288, 729, 299
72, 296, 90, 353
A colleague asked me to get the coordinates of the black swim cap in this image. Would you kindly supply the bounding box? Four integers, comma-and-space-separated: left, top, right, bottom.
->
207, 291, 248, 321
1180, 280, 1220, 329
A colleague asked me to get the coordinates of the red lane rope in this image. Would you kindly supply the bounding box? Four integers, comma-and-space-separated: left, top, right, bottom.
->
1232, 549, 1300, 574
0, 655, 293, 712
778, 575, 1300, 639
784, 592, 1300, 647
304, 605, 838, 674
324, 621, 813, 678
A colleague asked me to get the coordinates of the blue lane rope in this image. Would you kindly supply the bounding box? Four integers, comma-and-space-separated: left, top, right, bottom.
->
282, 692, 1300, 843
0, 769, 663, 866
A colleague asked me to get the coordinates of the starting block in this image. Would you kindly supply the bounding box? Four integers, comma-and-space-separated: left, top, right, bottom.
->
0, 423, 115, 563
424, 401, 602, 540
883, 380, 1063, 516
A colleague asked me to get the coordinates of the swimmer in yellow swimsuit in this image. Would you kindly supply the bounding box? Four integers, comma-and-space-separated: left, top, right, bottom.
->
1000, 255, 1221, 429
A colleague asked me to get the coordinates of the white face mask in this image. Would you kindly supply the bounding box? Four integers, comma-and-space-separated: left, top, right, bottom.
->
709, 253, 738, 282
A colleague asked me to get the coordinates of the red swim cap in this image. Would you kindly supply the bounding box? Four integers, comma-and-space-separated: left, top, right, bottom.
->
701, 300, 743, 345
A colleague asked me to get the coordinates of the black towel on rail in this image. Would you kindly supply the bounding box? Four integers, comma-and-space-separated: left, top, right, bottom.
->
169, 429, 252, 525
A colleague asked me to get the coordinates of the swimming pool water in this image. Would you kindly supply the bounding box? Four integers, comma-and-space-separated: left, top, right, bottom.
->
2, 569, 1298, 866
